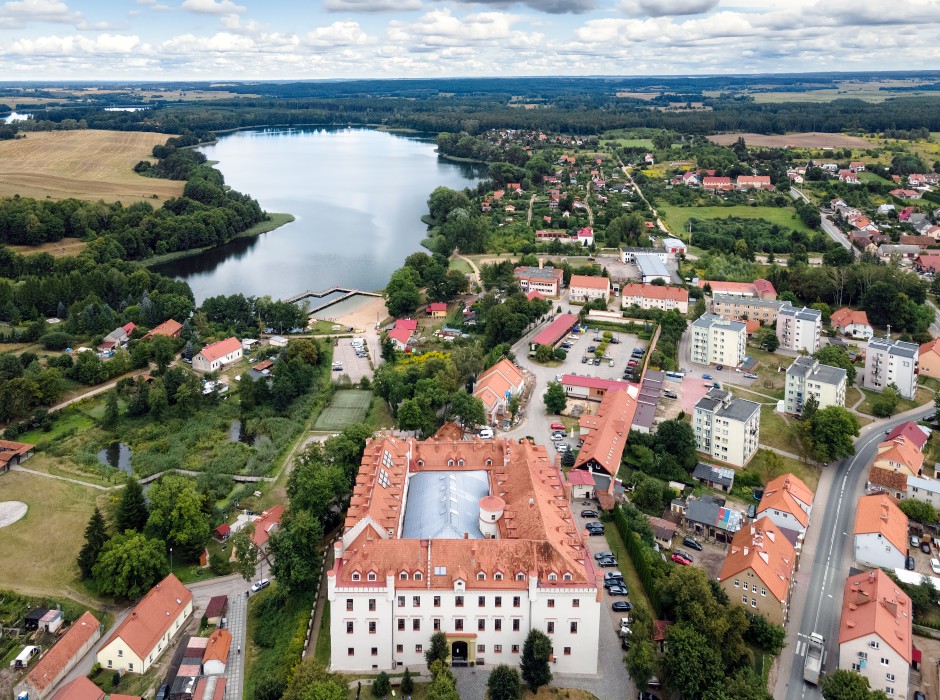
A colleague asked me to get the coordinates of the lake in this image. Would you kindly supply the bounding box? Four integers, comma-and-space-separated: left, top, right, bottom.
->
152, 128, 484, 303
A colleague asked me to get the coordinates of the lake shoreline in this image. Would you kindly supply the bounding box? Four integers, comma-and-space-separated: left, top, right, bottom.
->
143, 212, 295, 268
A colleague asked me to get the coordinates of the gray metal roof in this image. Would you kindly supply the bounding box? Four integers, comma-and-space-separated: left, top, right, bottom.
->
786, 355, 816, 378
692, 462, 735, 488
401, 471, 490, 540
716, 395, 761, 422
514, 266, 560, 281
692, 313, 745, 332
685, 495, 743, 532
779, 305, 821, 322
787, 355, 846, 385
711, 294, 788, 310
868, 337, 919, 358
636, 254, 671, 279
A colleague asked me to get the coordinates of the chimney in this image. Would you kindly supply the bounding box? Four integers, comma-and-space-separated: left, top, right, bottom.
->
538, 258, 544, 270
529, 498, 535, 508
743, 546, 749, 556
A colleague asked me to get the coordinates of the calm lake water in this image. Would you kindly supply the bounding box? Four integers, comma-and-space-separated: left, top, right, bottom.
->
153, 128, 484, 303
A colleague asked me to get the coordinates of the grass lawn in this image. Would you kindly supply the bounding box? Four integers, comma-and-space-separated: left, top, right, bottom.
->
308, 320, 351, 334
746, 448, 819, 492
448, 257, 473, 274
0, 469, 107, 598
314, 601, 331, 666
598, 519, 655, 614
845, 386, 863, 408
660, 204, 817, 238
17, 406, 95, 446
364, 395, 395, 430
600, 137, 655, 149
757, 406, 794, 453
859, 171, 894, 185
856, 387, 933, 417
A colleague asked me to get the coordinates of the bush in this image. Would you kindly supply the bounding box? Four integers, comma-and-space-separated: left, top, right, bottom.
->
372, 672, 391, 697
40, 332, 72, 350
112, 671, 121, 688
553, 348, 567, 360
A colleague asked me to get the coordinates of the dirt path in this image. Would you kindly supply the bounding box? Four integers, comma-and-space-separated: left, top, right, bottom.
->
11, 464, 115, 490
526, 193, 536, 225
617, 156, 669, 234
456, 253, 482, 287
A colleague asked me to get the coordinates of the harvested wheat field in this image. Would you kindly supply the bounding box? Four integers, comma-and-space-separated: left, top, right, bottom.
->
708, 132, 872, 148
0, 130, 185, 203
9, 237, 86, 258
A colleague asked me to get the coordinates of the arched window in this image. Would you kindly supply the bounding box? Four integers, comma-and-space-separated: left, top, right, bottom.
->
457, 459, 465, 466
448, 459, 455, 466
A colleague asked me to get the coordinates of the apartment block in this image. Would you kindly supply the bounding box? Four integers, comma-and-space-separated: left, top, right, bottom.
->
784, 356, 847, 414
864, 338, 919, 400
690, 313, 747, 367
693, 388, 761, 467
709, 294, 789, 326
621, 283, 689, 314
776, 306, 822, 353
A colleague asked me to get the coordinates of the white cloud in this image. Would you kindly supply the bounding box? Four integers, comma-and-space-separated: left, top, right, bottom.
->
619, 0, 718, 16
8, 32, 141, 55
179, 0, 246, 15
388, 8, 521, 48
445, 0, 595, 14
0, 0, 82, 27
220, 13, 261, 32
305, 21, 374, 46
325, 0, 421, 12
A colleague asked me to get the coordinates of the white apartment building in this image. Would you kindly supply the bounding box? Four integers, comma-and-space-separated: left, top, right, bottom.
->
327, 436, 601, 675
690, 313, 747, 367
776, 306, 822, 353
905, 475, 940, 509
838, 570, 911, 700
568, 275, 611, 303
693, 388, 761, 467
709, 295, 789, 326
784, 356, 847, 414
620, 283, 689, 314
864, 338, 919, 400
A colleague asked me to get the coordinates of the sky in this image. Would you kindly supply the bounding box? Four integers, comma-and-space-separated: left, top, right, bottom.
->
0, 0, 939, 80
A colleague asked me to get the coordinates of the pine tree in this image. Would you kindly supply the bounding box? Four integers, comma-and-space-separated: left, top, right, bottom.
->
115, 478, 149, 534
520, 629, 552, 693
77, 508, 109, 580
103, 390, 119, 428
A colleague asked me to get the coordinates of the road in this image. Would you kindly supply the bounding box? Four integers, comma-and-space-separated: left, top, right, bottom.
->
820, 212, 854, 254
188, 575, 251, 700
779, 404, 933, 700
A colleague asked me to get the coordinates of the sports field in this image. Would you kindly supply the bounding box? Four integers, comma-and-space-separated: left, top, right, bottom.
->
314, 390, 372, 431
0, 130, 184, 203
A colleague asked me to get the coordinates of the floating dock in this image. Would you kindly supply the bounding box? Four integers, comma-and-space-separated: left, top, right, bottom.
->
286, 286, 382, 314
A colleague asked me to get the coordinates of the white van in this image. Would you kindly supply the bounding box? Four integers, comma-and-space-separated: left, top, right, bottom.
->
479, 427, 494, 439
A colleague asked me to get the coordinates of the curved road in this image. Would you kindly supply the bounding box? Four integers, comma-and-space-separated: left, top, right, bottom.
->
779, 404, 934, 699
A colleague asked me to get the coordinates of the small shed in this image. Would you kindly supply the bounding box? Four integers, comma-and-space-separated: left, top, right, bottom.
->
205, 596, 228, 627
648, 517, 677, 549
40, 609, 64, 634
24, 609, 49, 632
213, 524, 231, 542
566, 470, 596, 499
269, 336, 288, 348
692, 462, 735, 493
202, 629, 232, 676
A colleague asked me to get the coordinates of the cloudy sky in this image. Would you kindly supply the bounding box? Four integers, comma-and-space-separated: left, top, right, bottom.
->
1, 0, 939, 80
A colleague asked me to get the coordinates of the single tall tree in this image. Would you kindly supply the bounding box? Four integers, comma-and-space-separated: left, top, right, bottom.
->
77, 508, 109, 580
102, 390, 119, 428
520, 629, 552, 693
115, 478, 149, 534
424, 631, 449, 670
230, 523, 259, 582
92, 531, 168, 599
543, 381, 567, 414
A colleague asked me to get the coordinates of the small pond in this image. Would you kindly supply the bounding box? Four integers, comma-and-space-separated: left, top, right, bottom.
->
229, 420, 253, 445
97, 442, 132, 473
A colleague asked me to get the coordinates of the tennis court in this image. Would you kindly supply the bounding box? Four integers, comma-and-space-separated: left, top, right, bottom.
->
314, 390, 372, 430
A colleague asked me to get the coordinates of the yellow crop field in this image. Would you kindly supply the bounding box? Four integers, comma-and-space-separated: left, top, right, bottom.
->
0, 130, 185, 203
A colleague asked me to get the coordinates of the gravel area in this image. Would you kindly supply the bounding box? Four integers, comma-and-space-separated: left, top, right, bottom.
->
0, 501, 27, 528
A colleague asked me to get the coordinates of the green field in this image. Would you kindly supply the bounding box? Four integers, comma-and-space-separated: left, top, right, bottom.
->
314, 389, 372, 431
660, 204, 817, 238
600, 137, 655, 148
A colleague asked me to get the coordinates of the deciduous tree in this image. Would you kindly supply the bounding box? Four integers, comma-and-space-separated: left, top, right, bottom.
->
543, 381, 567, 414
145, 474, 210, 562
487, 664, 522, 700
809, 406, 860, 463
92, 531, 168, 599
898, 499, 938, 524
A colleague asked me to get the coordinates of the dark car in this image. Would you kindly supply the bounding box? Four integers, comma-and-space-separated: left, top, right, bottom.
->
588, 345, 597, 353
906, 556, 916, 571
586, 524, 604, 534
922, 541, 933, 554
607, 585, 628, 596
683, 536, 703, 551
612, 601, 634, 612
604, 579, 625, 590
582, 356, 588, 364
610, 338, 621, 344
581, 509, 598, 518
673, 549, 694, 562
716, 365, 724, 371
587, 527, 605, 536
594, 551, 613, 560
663, 390, 678, 399
598, 558, 618, 567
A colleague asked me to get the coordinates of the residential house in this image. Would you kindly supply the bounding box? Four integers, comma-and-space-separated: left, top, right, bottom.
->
890, 188, 922, 200
736, 175, 772, 190
573, 389, 638, 477
690, 314, 747, 367
472, 358, 526, 424
50, 677, 104, 700
192, 337, 242, 373
878, 244, 921, 263
830, 308, 874, 340
839, 170, 860, 184
513, 264, 564, 297
202, 629, 232, 676
565, 469, 595, 500
427, 302, 448, 318
853, 494, 908, 570
693, 388, 761, 467
142, 319, 183, 341
757, 473, 814, 536
250, 505, 285, 552
648, 517, 677, 549
702, 176, 733, 192
696, 279, 777, 300
620, 283, 689, 314
867, 467, 908, 501
692, 462, 735, 492
0, 439, 35, 473
96, 573, 193, 674
864, 338, 919, 399
576, 227, 594, 246
709, 295, 789, 326
872, 437, 925, 478
784, 356, 847, 414
15, 612, 102, 700
568, 275, 611, 303
683, 494, 745, 542
849, 161, 867, 172
717, 517, 796, 625
562, 375, 634, 402
97, 322, 136, 353
918, 338, 940, 379
886, 421, 930, 452
905, 475, 940, 510
915, 254, 940, 274
899, 235, 935, 248
838, 569, 911, 699
386, 326, 412, 352
776, 306, 822, 353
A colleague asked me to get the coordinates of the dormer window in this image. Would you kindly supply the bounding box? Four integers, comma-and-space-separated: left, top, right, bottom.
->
494, 572, 503, 581
563, 573, 573, 581
367, 572, 377, 582
477, 572, 486, 580
400, 571, 408, 580
458, 459, 465, 466
352, 572, 361, 582
485, 459, 493, 466
414, 571, 422, 580
448, 459, 455, 466
516, 572, 526, 581
548, 573, 557, 581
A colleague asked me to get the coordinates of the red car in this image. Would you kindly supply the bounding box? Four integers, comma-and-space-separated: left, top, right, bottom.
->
550, 423, 565, 430
671, 553, 691, 566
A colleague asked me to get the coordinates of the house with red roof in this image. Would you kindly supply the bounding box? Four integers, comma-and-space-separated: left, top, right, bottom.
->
562, 375, 634, 402
565, 469, 596, 499
15, 612, 102, 700
736, 175, 772, 190
702, 176, 733, 192
838, 569, 911, 697
568, 275, 610, 303
1, 439, 35, 473
96, 574, 193, 674
756, 473, 814, 536
386, 326, 413, 352
529, 314, 579, 351
251, 505, 285, 550
830, 308, 873, 340
849, 161, 866, 172
576, 227, 594, 246
427, 302, 448, 318
142, 319, 183, 341
621, 283, 689, 314
573, 389, 638, 477
838, 170, 859, 184
920, 337, 940, 378
885, 421, 930, 452
98, 322, 136, 353
873, 436, 925, 478
473, 359, 526, 424
890, 188, 922, 200
50, 676, 104, 700
202, 628, 232, 676
192, 337, 242, 373
854, 494, 908, 570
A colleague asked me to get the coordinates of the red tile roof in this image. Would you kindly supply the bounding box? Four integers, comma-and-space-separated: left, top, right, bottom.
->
875, 437, 925, 476
144, 319, 183, 339
386, 327, 412, 345
762, 473, 813, 509
100, 574, 192, 660
197, 337, 242, 363
395, 319, 418, 331
251, 506, 284, 548
561, 375, 633, 392
853, 494, 908, 554
621, 283, 688, 303
51, 676, 104, 700
839, 569, 912, 663
830, 308, 870, 330
531, 314, 579, 347
718, 517, 795, 603
574, 390, 638, 476
205, 595, 228, 619
0, 439, 35, 467
569, 275, 610, 291
25, 612, 101, 694
566, 470, 595, 486
885, 421, 929, 451
921, 337, 940, 359
427, 302, 448, 312
868, 466, 908, 494
202, 628, 232, 664
526, 290, 545, 301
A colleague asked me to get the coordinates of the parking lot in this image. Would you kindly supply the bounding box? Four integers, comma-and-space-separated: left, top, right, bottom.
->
573, 508, 637, 635
557, 328, 648, 383
331, 337, 373, 382
910, 534, 940, 576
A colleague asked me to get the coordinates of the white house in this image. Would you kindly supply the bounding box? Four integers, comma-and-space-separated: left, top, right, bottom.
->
690, 314, 747, 367
784, 356, 847, 415
830, 308, 874, 340
692, 388, 761, 467
756, 473, 814, 536
853, 494, 908, 571
96, 574, 192, 675
192, 337, 243, 373
202, 629, 231, 676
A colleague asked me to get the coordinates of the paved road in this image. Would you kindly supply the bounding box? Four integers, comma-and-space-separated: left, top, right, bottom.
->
820, 213, 854, 254
188, 574, 252, 700
779, 404, 933, 700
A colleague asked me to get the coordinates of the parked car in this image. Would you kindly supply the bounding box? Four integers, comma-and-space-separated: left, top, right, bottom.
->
556, 443, 570, 453
663, 390, 678, 399
587, 345, 597, 353
931, 558, 940, 575
612, 601, 634, 612
716, 365, 724, 371
551, 432, 566, 441
674, 549, 693, 562
671, 553, 692, 566
743, 372, 758, 379
581, 509, 598, 518
604, 579, 625, 590
922, 541, 932, 554
610, 338, 620, 344
702, 373, 713, 380
598, 558, 618, 568
607, 585, 628, 596
682, 536, 703, 551
251, 578, 271, 593
747, 504, 757, 518
479, 428, 494, 439
912, 535, 921, 548
550, 422, 565, 430
587, 527, 605, 536
595, 551, 613, 560
593, 358, 601, 365
906, 556, 916, 571
604, 571, 623, 580
581, 356, 588, 364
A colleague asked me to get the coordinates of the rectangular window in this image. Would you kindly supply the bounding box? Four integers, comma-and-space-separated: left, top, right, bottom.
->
347, 622, 354, 634
455, 619, 464, 631
398, 619, 405, 631
547, 599, 555, 608
733, 579, 739, 588
886, 673, 896, 682
761, 588, 766, 597
347, 648, 354, 656
495, 618, 502, 631
369, 599, 377, 611
564, 647, 571, 656
456, 596, 464, 608
495, 596, 502, 608
477, 644, 486, 653
434, 596, 441, 608
742, 595, 748, 604
572, 599, 580, 608
512, 619, 520, 632
478, 619, 486, 631
129, 664, 134, 672
513, 596, 521, 608
547, 622, 555, 634
434, 618, 441, 631
371, 648, 377, 656
118, 650, 123, 658
869, 641, 880, 649
742, 582, 748, 591
570, 621, 578, 634
346, 599, 354, 611
413, 596, 420, 608
396, 644, 403, 654
512, 645, 520, 654
751, 599, 757, 608
495, 645, 503, 654
479, 596, 486, 607
369, 621, 377, 634
416, 644, 423, 654
881, 658, 889, 666
412, 619, 420, 631
397, 596, 404, 608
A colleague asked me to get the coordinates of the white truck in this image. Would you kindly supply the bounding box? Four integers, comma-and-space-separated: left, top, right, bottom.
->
803, 632, 824, 685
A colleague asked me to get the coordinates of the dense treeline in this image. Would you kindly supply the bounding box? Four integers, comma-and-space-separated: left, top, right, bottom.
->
686, 217, 826, 256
